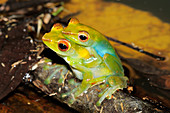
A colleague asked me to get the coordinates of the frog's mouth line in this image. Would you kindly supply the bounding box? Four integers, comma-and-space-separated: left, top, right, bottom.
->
62, 31, 77, 35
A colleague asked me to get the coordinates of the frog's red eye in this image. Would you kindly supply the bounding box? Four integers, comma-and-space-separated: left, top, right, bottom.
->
58, 39, 70, 52
78, 31, 89, 42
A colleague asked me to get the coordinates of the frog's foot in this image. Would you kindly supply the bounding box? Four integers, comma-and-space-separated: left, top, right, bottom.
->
97, 76, 128, 106
61, 79, 80, 99
61, 81, 91, 104
43, 64, 68, 85
61, 87, 78, 103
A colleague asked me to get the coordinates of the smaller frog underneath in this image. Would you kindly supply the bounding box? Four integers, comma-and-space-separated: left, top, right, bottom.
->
42, 18, 128, 106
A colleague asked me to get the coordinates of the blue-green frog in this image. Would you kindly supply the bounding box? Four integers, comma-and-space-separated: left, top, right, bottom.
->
42, 18, 128, 106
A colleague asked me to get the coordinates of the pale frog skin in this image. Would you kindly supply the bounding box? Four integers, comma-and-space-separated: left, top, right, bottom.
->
42, 18, 128, 106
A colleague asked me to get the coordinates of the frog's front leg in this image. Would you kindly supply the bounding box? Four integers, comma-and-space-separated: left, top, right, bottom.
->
61, 65, 94, 104
43, 64, 68, 85
68, 75, 92, 104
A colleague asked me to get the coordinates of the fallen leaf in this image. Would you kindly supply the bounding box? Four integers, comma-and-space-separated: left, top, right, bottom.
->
60, 0, 170, 70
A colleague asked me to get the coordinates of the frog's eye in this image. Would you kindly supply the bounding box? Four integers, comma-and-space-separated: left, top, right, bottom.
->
78, 31, 89, 42
58, 39, 70, 52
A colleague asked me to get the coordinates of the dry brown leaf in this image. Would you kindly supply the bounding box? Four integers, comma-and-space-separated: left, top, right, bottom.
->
60, 0, 170, 70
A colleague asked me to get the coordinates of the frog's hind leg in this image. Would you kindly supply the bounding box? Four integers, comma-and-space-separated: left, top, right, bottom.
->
97, 75, 128, 106
97, 86, 118, 106
103, 53, 124, 75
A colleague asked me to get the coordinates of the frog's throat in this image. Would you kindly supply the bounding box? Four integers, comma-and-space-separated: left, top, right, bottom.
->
62, 31, 77, 35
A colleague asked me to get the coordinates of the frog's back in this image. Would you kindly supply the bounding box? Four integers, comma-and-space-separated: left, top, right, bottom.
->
92, 38, 124, 74
92, 39, 118, 58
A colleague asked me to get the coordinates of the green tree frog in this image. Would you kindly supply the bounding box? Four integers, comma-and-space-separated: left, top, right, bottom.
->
42, 18, 128, 106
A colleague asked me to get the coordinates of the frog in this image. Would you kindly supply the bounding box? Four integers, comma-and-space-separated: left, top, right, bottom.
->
42, 18, 128, 106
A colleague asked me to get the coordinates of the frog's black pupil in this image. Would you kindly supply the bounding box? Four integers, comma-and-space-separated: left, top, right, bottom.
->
59, 43, 67, 50
79, 35, 87, 40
